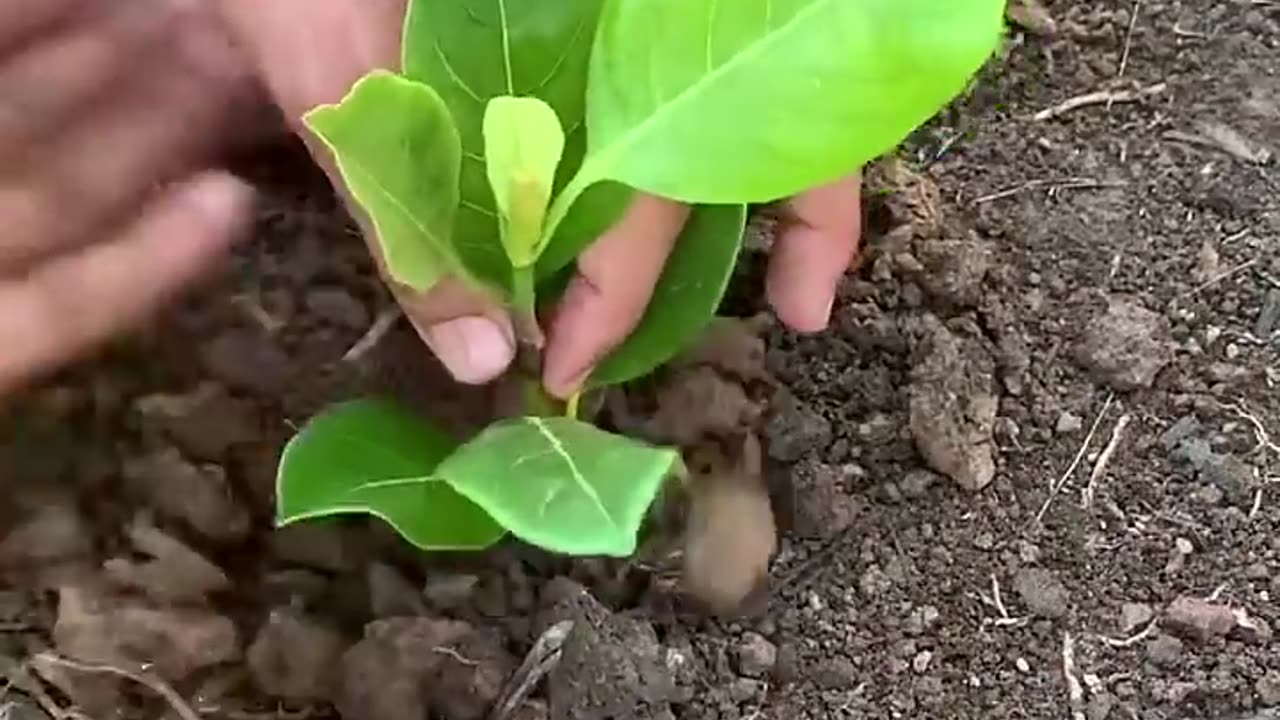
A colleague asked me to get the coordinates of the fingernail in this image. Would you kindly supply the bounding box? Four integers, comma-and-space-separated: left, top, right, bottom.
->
421, 315, 515, 385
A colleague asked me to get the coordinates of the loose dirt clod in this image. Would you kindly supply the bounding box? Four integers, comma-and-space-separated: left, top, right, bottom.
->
908, 319, 998, 491
247, 606, 345, 702
122, 447, 250, 544
1012, 568, 1070, 619
537, 578, 675, 720
49, 582, 239, 712
339, 615, 514, 720
763, 388, 832, 463
102, 514, 230, 603
1072, 297, 1173, 391
1162, 596, 1236, 641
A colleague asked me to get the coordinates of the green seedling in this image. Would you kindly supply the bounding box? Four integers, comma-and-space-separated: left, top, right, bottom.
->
276, 0, 1007, 558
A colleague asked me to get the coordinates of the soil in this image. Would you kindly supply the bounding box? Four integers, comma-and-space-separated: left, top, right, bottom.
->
3, 2, 1279, 719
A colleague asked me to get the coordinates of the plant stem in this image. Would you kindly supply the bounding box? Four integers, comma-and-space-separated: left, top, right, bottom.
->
510, 263, 542, 348
565, 391, 581, 420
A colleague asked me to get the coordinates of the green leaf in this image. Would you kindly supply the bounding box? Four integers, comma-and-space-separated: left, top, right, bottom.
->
401, 0, 621, 289
304, 70, 465, 293
276, 398, 505, 550
436, 417, 679, 556
482, 96, 567, 267
560, 0, 1005, 207
589, 203, 747, 386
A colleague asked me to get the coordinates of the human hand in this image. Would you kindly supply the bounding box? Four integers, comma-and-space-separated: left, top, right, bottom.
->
218, 0, 862, 399
0, 0, 260, 397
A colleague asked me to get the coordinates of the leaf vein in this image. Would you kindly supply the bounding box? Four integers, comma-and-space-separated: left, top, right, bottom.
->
527, 417, 617, 530
526, 15, 590, 95
434, 43, 483, 103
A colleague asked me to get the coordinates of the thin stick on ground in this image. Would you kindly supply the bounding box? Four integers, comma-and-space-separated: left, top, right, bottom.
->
342, 305, 402, 363
1176, 258, 1259, 300
970, 178, 1129, 205
1083, 413, 1133, 509
1061, 632, 1087, 720
1033, 82, 1166, 121
1097, 617, 1159, 648
488, 620, 574, 720
1117, 0, 1142, 78
1037, 393, 1115, 524
31, 652, 201, 720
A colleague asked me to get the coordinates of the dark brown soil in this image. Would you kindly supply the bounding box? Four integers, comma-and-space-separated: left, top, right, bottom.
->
4, 2, 1279, 719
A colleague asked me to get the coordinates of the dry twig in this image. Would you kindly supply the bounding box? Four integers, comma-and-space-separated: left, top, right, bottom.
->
1062, 633, 1087, 720
31, 652, 200, 720
971, 178, 1128, 205
1037, 393, 1115, 523
488, 620, 574, 720
1083, 414, 1133, 509
1033, 83, 1166, 121
342, 305, 402, 364
1176, 259, 1259, 301
1117, 0, 1142, 77
1097, 617, 1159, 648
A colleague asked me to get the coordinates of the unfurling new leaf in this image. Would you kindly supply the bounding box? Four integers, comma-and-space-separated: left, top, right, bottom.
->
482, 96, 567, 268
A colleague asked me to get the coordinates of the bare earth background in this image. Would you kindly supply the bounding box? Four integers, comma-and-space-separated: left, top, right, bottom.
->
2, 1, 1279, 719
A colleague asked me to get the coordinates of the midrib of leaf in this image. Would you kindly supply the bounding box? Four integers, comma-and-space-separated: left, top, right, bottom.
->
584, 0, 828, 180
545, 0, 829, 240
527, 417, 618, 530
318, 146, 463, 285
496, 0, 514, 95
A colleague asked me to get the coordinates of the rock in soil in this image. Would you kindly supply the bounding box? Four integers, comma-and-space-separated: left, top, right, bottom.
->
788, 459, 861, 539
0, 502, 92, 573
908, 319, 998, 491
132, 381, 258, 461
733, 632, 777, 678
1257, 672, 1280, 707
122, 447, 250, 544
537, 578, 676, 720
339, 616, 514, 720
1119, 602, 1154, 633
1012, 568, 1070, 619
764, 389, 831, 463
916, 236, 994, 308
247, 606, 345, 702
102, 515, 230, 603
1072, 297, 1173, 391
1162, 596, 1236, 641
1145, 634, 1184, 668
50, 582, 238, 711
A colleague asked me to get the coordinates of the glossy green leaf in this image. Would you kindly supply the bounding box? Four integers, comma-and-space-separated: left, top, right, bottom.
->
436, 417, 679, 556
276, 398, 505, 550
304, 70, 465, 293
546, 0, 1004, 227
401, 0, 622, 289
589, 203, 747, 386
482, 96, 566, 267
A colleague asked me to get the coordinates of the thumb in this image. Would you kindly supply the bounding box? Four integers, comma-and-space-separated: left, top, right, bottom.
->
216, 0, 514, 384
766, 173, 862, 333
542, 195, 688, 399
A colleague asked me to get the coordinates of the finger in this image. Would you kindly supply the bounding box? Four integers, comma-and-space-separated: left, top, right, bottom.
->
0, 8, 250, 270
766, 172, 862, 333
394, 278, 516, 386
0, 2, 170, 161
543, 195, 689, 399
0, 0, 80, 55
0, 172, 253, 397
218, 0, 516, 385
214, 0, 405, 123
